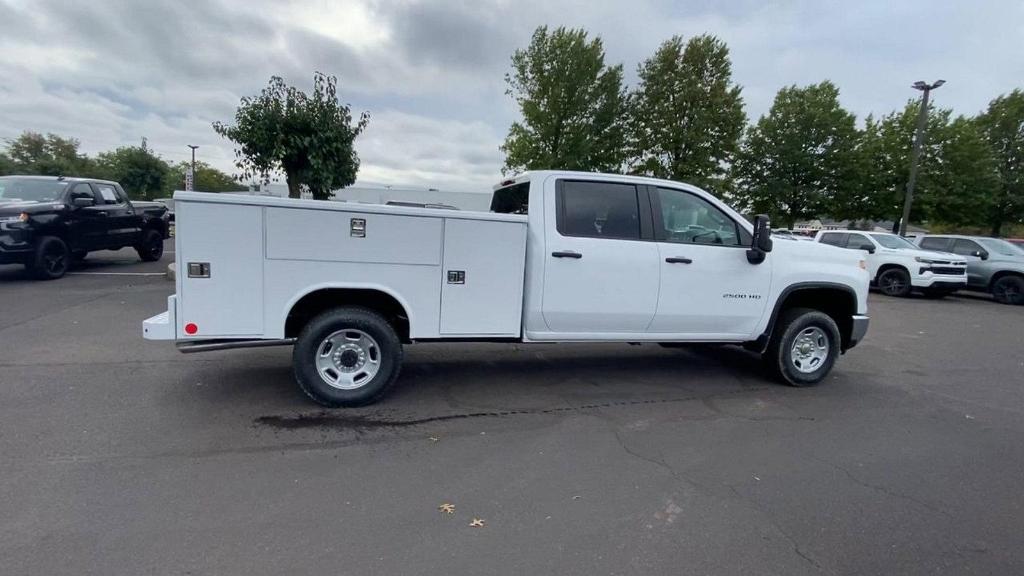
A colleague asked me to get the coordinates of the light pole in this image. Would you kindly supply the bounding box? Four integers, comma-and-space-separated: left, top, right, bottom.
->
186, 145, 199, 191
898, 79, 945, 236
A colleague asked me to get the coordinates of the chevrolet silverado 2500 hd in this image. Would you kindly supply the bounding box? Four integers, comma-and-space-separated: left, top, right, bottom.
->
143, 171, 870, 406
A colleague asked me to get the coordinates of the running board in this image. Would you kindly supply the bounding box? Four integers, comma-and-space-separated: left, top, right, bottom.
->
176, 338, 297, 354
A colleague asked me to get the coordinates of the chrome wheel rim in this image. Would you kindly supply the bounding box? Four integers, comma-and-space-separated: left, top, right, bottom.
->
314, 329, 381, 390
790, 327, 829, 374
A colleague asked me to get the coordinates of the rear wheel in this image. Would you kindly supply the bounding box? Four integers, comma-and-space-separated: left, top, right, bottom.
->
877, 268, 912, 297
136, 229, 164, 262
991, 275, 1024, 305
28, 236, 70, 280
764, 307, 841, 387
292, 307, 403, 407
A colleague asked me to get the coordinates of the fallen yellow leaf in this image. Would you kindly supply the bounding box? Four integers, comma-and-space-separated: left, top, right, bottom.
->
438, 503, 455, 514
470, 518, 485, 528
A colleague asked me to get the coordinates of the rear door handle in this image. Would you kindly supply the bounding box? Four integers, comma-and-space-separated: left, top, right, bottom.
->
551, 251, 583, 259
665, 257, 692, 264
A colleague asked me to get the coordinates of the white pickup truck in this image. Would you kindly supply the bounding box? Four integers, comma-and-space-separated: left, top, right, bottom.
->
143, 171, 869, 406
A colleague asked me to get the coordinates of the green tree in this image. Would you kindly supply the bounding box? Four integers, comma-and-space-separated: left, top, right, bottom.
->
976, 89, 1024, 236
920, 116, 1000, 227
95, 143, 170, 200
213, 72, 370, 200
855, 101, 952, 225
502, 26, 627, 173
163, 161, 247, 195
0, 152, 14, 176
627, 35, 745, 188
3, 131, 95, 176
732, 81, 860, 228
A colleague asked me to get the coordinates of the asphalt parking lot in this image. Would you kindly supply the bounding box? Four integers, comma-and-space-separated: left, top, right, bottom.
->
2, 242, 1023, 575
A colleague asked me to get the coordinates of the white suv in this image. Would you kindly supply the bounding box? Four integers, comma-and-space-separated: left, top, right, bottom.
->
815, 230, 967, 297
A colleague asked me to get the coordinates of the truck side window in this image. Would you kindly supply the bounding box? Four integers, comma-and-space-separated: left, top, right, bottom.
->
919, 237, 951, 251
557, 181, 640, 240
490, 182, 529, 214
69, 183, 98, 203
819, 233, 848, 247
96, 184, 120, 205
655, 187, 742, 246
845, 233, 872, 250
952, 239, 982, 256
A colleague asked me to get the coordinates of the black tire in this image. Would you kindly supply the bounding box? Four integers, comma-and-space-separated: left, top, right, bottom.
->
764, 307, 841, 387
136, 229, 164, 262
28, 236, 70, 280
292, 307, 403, 407
991, 275, 1024, 305
877, 268, 912, 297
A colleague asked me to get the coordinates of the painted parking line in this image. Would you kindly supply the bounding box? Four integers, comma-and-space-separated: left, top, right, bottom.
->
68, 272, 167, 276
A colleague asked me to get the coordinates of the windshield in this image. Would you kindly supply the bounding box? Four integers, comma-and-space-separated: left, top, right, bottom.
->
0, 178, 69, 202
978, 238, 1024, 257
869, 233, 918, 250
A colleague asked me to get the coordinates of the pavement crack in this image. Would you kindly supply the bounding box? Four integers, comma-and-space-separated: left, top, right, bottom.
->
807, 454, 954, 519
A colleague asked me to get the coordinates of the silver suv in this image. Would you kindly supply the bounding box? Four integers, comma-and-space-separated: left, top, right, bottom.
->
916, 235, 1024, 305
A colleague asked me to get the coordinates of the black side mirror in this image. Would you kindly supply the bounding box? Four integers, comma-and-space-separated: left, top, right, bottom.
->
72, 197, 95, 208
973, 250, 989, 260
747, 214, 773, 264
860, 244, 876, 254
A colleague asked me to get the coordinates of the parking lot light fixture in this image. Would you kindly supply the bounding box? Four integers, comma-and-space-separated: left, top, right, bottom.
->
898, 80, 945, 236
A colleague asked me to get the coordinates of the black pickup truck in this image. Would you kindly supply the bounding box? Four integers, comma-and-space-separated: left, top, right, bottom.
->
0, 175, 170, 279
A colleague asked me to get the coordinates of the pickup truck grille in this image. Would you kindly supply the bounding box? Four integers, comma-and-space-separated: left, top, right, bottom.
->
925, 266, 965, 275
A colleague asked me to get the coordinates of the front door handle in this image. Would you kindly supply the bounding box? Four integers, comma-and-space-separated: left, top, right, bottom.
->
665, 256, 692, 264
551, 251, 583, 259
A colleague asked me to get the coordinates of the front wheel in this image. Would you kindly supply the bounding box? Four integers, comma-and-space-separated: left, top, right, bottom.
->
992, 276, 1024, 305
292, 307, 403, 407
877, 268, 912, 297
764, 307, 841, 387
28, 236, 70, 280
136, 229, 164, 262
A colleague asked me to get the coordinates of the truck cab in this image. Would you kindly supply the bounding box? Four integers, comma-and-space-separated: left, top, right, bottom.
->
144, 171, 870, 406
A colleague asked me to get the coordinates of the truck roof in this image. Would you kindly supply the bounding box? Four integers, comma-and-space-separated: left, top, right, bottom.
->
0, 174, 122, 186
493, 170, 718, 196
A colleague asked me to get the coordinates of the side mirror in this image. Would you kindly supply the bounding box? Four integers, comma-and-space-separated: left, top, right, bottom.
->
747, 214, 773, 264
973, 250, 989, 260
72, 197, 95, 208
860, 244, 876, 254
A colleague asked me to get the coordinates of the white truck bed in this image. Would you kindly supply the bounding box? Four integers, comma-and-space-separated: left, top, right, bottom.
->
148, 192, 527, 341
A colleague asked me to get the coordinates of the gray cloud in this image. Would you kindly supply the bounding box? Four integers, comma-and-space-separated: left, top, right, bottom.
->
0, 0, 1021, 192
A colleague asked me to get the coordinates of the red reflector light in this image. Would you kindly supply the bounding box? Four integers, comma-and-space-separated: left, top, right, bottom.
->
184, 323, 198, 335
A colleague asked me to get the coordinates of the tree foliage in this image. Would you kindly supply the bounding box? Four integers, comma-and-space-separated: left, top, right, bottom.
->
976, 89, 1024, 235
732, 81, 860, 227
163, 161, 246, 195
213, 72, 369, 200
94, 144, 170, 200
502, 26, 627, 173
3, 132, 95, 176
627, 35, 745, 189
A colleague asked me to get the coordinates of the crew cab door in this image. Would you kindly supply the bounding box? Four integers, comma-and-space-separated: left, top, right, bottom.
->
647, 186, 771, 337
94, 183, 141, 248
65, 183, 107, 250
540, 179, 660, 334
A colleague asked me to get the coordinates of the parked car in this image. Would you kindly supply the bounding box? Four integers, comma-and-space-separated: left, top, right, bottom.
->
144, 171, 870, 407
0, 175, 170, 279
1006, 238, 1024, 251
814, 230, 967, 298
915, 235, 1024, 305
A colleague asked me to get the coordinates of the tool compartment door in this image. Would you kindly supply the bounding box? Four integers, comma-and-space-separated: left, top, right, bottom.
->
440, 218, 527, 336
176, 202, 264, 337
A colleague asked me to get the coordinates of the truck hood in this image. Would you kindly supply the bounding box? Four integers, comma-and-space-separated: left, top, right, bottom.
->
876, 247, 966, 262
774, 235, 864, 264
0, 200, 63, 214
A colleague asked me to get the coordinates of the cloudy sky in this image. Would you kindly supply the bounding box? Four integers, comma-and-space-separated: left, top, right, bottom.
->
1, 0, 1021, 191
